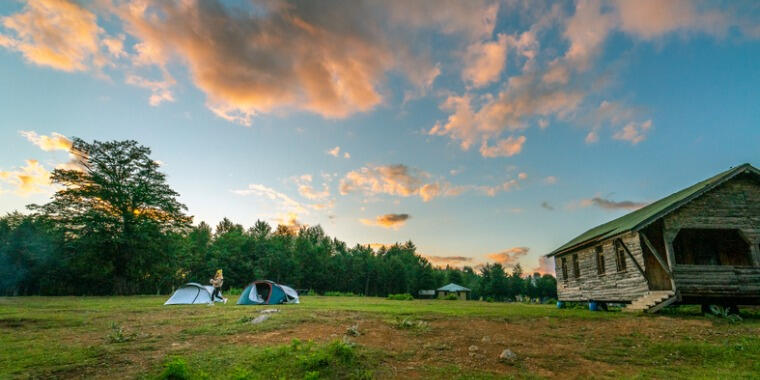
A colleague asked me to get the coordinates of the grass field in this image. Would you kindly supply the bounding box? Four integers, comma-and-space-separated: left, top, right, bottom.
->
2, 296, 760, 379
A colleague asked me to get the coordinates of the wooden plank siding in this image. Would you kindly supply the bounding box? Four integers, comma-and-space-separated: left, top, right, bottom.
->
554, 232, 649, 302
662, 173, 760, 300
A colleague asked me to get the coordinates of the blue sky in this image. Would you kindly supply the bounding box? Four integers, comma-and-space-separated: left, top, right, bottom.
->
1, 0, 758, 273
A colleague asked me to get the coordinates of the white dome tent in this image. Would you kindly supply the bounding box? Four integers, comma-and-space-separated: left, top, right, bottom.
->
164, 283, 223, 305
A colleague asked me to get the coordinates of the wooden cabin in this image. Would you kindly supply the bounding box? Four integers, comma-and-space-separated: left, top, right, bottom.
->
436, 283, 470, 300
547, 164, 760, 312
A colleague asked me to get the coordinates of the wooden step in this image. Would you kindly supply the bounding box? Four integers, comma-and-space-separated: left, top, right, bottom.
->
624, 291, 676, 313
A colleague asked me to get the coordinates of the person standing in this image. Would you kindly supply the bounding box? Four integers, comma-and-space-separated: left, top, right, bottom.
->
210, 269, 227, 304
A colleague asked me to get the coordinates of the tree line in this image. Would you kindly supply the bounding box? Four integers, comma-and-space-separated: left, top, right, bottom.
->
0, 138, 556, 300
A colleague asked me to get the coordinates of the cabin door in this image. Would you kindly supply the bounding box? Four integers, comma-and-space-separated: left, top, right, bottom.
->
643, 246, 672, 290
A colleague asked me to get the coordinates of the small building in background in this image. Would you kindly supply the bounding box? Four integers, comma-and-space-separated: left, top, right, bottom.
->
437, 283, 471, 300
417, 289, 436, 299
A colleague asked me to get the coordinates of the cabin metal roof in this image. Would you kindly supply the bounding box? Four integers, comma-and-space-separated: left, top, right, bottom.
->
547, 163, 759, 257
437, 283, 471, 292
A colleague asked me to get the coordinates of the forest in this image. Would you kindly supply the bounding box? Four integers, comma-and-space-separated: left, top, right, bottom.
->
0, 138, 556, 300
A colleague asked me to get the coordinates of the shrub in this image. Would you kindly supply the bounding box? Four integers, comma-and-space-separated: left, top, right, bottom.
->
443, 294, 458, 301
706, 305, 743, 324
158, 358, 190, 380
393, 317, 430, 332
106, 322, 137, 343
345, 324, 361, 336
324, 291, 356, 297
226, 287, 243, 295
485, 296, 495, 303
306, 289, 318, 296
387, 293, 414, 301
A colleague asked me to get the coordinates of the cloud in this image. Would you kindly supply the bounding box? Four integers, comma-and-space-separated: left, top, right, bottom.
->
125, 74, 175, 106
563, 0, 616, 70
115, 0, 499, 124
0, 160, 52, 196
327, 146, 350, 159
425, 255, 473, 267
479, 136, 527, 158
613, 120, 652, 145
0, 0, 103, 72
462, 33, 508, 88
531, 256, 555, 275
102, 33, 126, 58
543, 176, 557, 185
577, 197, 648, 211
540, 201, 554, 211
298, 184, 329, 201
294, 174, 330, 201
586, 101, 653, 145
366, 243, 394, 251
340, 163, 529, 201
486, 247, 530, 266
18, 131, 72, 152
429, 76, 583, 155
232, 184, 309, 215
360, 213, 410, 229
274, 212, 305, 234
613, 0, 735, 40
340, 164, 445, 202
479, 179, 520, 197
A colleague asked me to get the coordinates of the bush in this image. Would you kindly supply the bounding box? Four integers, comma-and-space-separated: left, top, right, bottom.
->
324, 291, 356, 297
306, 289, 318, 296
443, 294, 458, 301
485, 296, 495, 303
392, 317, 430, 333
387, 293, 414, 301
106, 322, 137, 343
226, 287, 243, 295
158, 358, 190, 380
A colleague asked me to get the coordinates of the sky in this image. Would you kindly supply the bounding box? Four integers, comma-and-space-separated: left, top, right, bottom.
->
0, 0, 759, 274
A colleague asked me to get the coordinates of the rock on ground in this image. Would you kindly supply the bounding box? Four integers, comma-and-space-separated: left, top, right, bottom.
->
251, 314, 270, 324
499, 348, 517, 362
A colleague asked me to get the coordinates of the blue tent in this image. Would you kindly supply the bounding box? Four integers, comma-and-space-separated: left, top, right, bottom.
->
237, 280, 299, 305
164, 283, 223, 305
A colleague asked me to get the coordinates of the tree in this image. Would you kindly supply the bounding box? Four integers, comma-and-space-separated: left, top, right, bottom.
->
31, 138, 191, 294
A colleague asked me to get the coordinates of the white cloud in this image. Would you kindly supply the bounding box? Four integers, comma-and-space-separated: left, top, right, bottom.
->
462, 33, 508, 88
613, 120, 652, 145
19, 131, 72, 152
0, 160, 52, 196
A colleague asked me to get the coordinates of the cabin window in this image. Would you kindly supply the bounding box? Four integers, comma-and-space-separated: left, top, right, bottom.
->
595, 246, 605, 275
673, 228, 752, 266
572, 254, 580, 278
561, 257, 568, 281
615, 242, 627, 271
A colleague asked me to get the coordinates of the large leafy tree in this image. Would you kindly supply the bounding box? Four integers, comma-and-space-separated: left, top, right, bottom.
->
32, 138, 191, 293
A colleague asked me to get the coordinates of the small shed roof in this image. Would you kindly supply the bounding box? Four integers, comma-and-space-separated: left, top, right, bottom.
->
437, 283, 471, 292
547, 163, 759, 257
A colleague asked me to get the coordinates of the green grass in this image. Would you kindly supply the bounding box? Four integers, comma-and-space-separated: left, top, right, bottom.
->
1, 296, 760, 379
155, 339, 378, 380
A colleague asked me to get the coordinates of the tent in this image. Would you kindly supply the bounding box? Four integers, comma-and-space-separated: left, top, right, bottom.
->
237, 280, 299, 305
164, 282, 223, 305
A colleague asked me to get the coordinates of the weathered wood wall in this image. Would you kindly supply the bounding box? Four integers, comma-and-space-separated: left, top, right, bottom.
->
663, 173, 760, 299
555, 232, 649, 302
